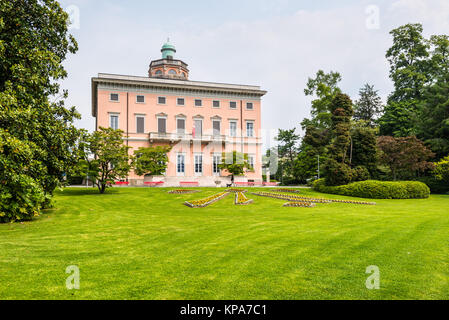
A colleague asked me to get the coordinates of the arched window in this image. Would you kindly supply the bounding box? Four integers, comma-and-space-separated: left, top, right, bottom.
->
155, 70, 163, 75
168, 69, 177, 75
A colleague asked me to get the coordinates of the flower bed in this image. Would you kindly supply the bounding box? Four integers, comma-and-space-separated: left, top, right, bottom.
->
235, 192, 253, 205
168, 190, 200, 194
283, 202, 316, 208
272, 188, 301, 193
184, 192, 230, 208
252, 192, 332, 203
226, 189, 248, 193
252, 192, 376, 205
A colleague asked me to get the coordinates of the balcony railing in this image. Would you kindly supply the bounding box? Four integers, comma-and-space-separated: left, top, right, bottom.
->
149, 132, 263, 144
149, 132, 226, 142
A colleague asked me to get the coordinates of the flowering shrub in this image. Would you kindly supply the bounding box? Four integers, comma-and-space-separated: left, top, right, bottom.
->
235, 192, 253, 205
283, 202, 316, 208
184, 192, 230, 208
168, 190, 200, 194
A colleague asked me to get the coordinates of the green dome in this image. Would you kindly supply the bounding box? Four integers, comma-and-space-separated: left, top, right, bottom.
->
161, 40, 176, 59
162, 43, 176, 50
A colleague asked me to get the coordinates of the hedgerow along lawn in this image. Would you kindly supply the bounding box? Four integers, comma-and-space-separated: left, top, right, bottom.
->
1, 187, 449, 300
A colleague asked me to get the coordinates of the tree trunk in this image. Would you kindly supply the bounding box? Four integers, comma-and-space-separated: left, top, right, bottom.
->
98, 182, 106, 194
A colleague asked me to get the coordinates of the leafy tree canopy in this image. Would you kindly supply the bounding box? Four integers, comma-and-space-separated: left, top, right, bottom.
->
0, 0, 80, 221
132, 146, 172, 177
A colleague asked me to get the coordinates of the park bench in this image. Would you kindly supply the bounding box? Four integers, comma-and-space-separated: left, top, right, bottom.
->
114, 181, 129, 186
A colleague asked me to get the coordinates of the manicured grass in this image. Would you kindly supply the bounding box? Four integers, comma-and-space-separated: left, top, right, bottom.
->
1, 187, 449, 300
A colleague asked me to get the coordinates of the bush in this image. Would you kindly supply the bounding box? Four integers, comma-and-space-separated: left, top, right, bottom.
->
324, 160, 353, 186
313, 179, 430, 199
0, 175, 45, 223
417, 177, 449, 194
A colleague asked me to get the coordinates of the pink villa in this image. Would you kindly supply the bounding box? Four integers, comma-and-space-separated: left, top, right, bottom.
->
91, 42, 267, 187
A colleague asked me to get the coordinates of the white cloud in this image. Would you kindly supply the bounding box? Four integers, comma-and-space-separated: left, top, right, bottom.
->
60, 0, 449, 148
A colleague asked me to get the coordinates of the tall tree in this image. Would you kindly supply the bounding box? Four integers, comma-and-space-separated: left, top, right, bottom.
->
276, 128, 300, 183
0, 0, 79, 221
303, 70, 342, 129
79, 128, 131, 194
380, 23, 430, 136
350, 121, 378, 176
324, 93, 355, 186
354, 84, 383, 127
417, 35, 449, 158
386, 23, 430, 103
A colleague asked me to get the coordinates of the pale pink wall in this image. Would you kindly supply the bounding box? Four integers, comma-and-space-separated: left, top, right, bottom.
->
97, 89, 263, 180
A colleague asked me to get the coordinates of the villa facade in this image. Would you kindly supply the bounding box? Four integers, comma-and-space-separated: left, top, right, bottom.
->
91, 42, 267, 186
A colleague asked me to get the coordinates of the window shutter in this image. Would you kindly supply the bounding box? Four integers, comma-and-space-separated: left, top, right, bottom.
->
136, 117, 145, 133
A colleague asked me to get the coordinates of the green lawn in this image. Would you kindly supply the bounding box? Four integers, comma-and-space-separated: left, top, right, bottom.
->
1, 187, 449, 300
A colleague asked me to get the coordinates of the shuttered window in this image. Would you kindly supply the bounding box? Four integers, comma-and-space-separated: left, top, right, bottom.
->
136, 116, 145, 133
213, 120, 221, 136
158, 118, 166, 134
177, 119, 185, 134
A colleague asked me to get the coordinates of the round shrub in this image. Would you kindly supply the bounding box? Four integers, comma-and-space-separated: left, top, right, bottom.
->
313, 179, 430, 199
0, 174, 45, 223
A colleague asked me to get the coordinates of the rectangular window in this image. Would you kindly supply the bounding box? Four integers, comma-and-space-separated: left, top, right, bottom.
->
177, 118, 185, 135
177, 98, 185, 106
229, 121, 237, 137
158, 118, 166, 134
177, 154, 185, 175
195, 154, 203, 175
136, 95, 145, 103
246, 102, 254, 110
213, 155, 221, 175
213, 100, 220, 108
136, 116, 145, 133
110, 93, 119, 102
195, 99, 202, 107
194, 119, 203, 138
248, 155, 255, 171
230, 101, 237, 109
246, 122, 254, 137
213, 120, 221, 136
110, 115, 119, 130
158, 97, 166, 104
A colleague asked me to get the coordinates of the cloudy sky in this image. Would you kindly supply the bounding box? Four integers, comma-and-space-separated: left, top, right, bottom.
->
59, 0, 449, 142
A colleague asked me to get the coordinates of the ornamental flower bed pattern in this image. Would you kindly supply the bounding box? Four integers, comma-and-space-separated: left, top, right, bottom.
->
184, 192, 230, 208
283, 202, 316, 208
168, 190, 200, 194
252, 192, 376, 206
252, 192, 332, 203
235, 192, 253, 205
226, 189, 248, 193
272, 188, 301, 194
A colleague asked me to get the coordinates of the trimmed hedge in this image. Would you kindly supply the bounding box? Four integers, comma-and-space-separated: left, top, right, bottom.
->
313, 179, 430, 199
